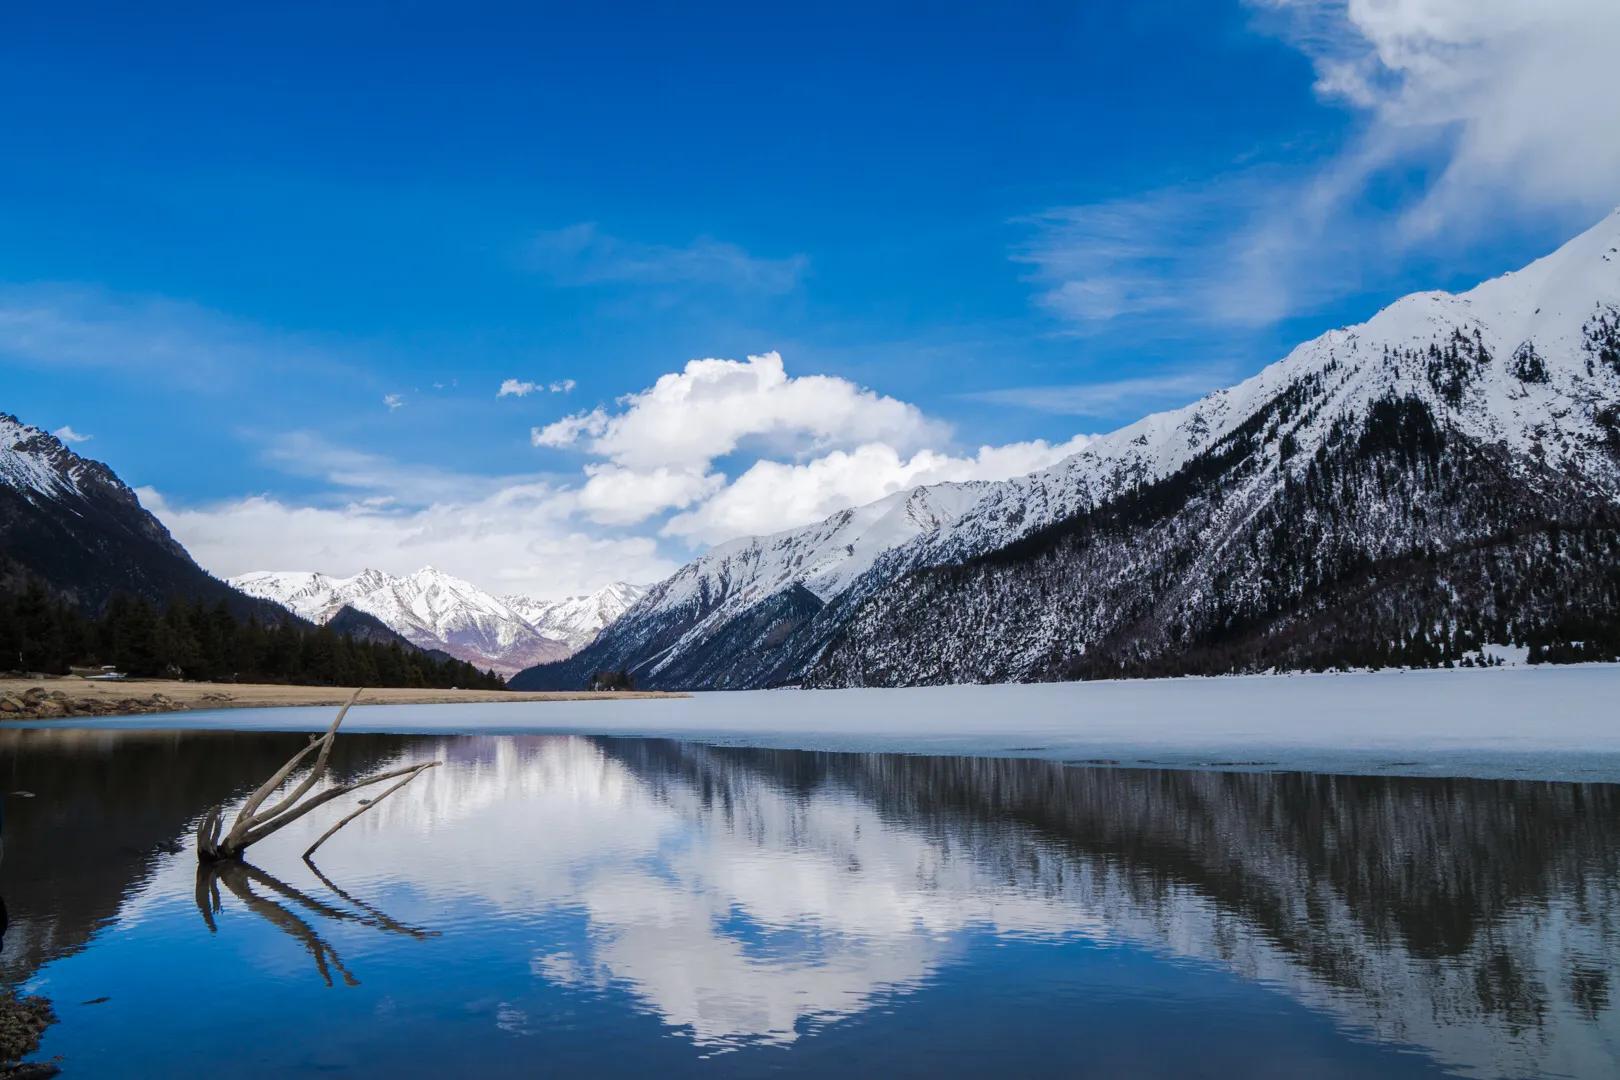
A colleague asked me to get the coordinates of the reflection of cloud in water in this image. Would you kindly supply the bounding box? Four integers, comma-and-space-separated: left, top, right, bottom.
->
230, 737, 1098, 1047
145, 735, 1619, 1072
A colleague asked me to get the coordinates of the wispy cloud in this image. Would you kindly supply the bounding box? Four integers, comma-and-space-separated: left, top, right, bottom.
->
0, 283, 338, 384
965, 367, 1232, 419
141, 483, 674, 600
1252, 0, 1620, 239
498, 377, 575, 398
1014, 179, 1309, 330
1022, 1, 1620, 336
530, 223, 807, 295
383, 392, 405, 411
261, 431, 552, 507
52, 424, 93, 443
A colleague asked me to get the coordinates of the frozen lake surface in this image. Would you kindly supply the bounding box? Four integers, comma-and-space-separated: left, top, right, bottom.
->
27, 665, 1620, 783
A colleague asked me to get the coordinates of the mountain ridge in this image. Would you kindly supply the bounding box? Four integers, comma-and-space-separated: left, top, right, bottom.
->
514, 208, 1620, 690
231, 566, 644, 675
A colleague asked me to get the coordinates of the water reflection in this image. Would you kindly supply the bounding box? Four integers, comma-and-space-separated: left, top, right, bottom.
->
194, 860, 437, 986
2, 729, 1617, 1078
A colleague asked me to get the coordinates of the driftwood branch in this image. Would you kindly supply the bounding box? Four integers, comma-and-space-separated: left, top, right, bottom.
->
195, 688, 441, 862
302, 761, 437, 860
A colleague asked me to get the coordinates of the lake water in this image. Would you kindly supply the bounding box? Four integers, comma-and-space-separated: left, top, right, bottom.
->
3, 719, 1619, 1077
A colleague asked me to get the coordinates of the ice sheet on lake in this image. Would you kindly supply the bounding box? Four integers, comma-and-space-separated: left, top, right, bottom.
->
26, 665, 1620, 783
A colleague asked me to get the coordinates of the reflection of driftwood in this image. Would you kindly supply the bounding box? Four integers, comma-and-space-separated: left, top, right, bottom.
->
194, 860, 436, 986
194, 689, 439, 862
195, 860, 358, 987
304, 861, 438, 941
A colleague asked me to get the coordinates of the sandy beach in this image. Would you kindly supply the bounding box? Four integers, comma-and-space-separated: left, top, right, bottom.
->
0, 676, 678, 721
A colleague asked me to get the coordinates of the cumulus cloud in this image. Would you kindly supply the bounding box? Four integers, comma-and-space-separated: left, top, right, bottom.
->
578, 465, 723, 526
662, 436, 1092, 544
532, 408, 609, 449
150, 352, 1100, 589
140, 484, 676, 599
526, 351, 1101, 540
535, 351, 945, 470
52, 424, 92, 443
531, 351, 958, 527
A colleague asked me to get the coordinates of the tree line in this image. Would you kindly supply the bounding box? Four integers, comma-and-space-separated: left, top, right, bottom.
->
0, 582, 505, 689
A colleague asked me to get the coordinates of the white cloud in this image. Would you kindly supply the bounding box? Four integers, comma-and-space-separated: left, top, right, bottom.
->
531, 223, 807, 295
530, 351, 1102, 543
140, 484, 677, 599
578, 465, 723, 526
532, 408, 609, 449
52, 424, 93, 444
1027, 1, 1620, 333
383, 392, 405, 411
1257, 0, 1620, 238
500, 377, 576, 398
537, 351, 945, 471
663, 436, 1091, 544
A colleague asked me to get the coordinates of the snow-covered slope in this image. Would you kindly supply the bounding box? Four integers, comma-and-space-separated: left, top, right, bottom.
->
509, 482, 998, 689
231, 568, 642, 674
915, 207, 1620, 567
518, 208, 1620, 690
502, 581, 646, 651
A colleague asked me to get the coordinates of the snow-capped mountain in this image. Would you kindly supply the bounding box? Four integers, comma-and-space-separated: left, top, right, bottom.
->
1, 414, 288, 619
502, 581, 646, 651
510, 481, 1000, 689
515, 208, 1620, 690
231, 567, 641, 674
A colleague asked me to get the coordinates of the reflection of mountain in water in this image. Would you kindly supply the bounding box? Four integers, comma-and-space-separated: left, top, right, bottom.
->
615, 744, 1618, 1076
4, 731, 1617, 1077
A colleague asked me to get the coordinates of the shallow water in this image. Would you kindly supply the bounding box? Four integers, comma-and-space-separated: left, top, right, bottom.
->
3, 726, 1618, 1077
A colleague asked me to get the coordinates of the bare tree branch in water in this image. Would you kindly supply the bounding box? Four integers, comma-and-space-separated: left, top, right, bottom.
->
194, 689, 439, 862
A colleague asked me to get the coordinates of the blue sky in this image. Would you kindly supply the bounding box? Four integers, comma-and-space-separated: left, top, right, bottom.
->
4, 1, 1617, 595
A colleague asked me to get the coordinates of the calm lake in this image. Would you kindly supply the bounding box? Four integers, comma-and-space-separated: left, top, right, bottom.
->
3, 720, 1618, 1077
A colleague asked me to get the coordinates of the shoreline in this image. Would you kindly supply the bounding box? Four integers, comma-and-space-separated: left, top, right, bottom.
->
0, 676, 678, 721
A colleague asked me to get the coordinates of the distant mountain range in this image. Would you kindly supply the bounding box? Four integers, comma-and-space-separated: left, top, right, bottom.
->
230, 567, 644, 675
514, 208, 1620, 689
